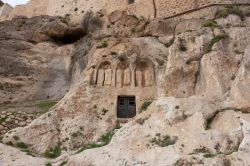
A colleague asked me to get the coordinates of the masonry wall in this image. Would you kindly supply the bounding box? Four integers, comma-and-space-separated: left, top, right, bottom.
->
0, 4, 13, 18
4, 0, 250, 22
155, 0, 250, 19
9, 0, 48, 18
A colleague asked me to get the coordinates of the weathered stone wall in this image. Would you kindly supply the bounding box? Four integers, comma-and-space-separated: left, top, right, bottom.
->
0, 3, 13, 18
155, 0, 250, 18
9, 0, 49, 18
4, 0, 250, 22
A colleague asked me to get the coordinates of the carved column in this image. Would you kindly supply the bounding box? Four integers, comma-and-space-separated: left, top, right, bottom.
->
116, 69, 123, 88
97, 69, 105, 86
144, 68, 153, 87
136, 70, 143, 87
123, 68, 131, 86
131, 64, 136, 87
104, 69, 112, 86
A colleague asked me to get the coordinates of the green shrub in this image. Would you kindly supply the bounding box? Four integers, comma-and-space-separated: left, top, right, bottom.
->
215, 5, 244, 20
37, 100, 57, 111
192, 146, 210, 154
178, 38, 187, 52
102, 108, 109, 115
203, 153, 217, 158
136, 117, 149, 125
202, 19, 218, 28
0, 117, 6, 124
150, 134, 177, 147
59, 160, 68, 166
46, 162, 52, 166
77, 124, 121, 153
164, 37, 175, 47
96, 40, 108, 48
16, 142, 28, 149
204, 34, 229, 53
140, 101, 152, 112
156, 58, 165, 66
44, 145, 61, 158
223, 159, 231, 166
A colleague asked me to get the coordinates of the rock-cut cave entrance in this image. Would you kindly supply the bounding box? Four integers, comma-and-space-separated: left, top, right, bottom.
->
117, 96, 136, 118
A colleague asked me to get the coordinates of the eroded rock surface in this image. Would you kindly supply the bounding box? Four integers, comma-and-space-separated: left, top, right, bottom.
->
0, 5, 250, 166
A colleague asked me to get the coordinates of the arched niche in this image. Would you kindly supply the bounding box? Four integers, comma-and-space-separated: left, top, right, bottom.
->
96, 61, 112, 86
116, 59, 131, 87
135, 60, 154, 87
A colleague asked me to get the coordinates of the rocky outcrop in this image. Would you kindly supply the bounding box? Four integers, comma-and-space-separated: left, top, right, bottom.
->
0, 16, 81, 104
0, 143, 47, 166
0, 5, 250, 166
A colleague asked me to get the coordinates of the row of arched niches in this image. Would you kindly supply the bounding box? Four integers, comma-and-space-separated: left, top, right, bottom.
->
89, 58, 155, 88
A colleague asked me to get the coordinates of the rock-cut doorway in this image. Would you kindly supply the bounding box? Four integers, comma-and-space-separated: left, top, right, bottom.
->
117, 96, 136, 118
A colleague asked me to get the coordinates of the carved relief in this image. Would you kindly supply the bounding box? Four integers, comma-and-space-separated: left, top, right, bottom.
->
94, 59, 154, 88
116, 60, 130, 87
123, 68, 131, 86
135, 60, 154, 87
96, 61, 112, 86
104, 69, 112, 86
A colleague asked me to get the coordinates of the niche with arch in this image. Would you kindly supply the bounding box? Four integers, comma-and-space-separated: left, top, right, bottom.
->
116, 59, 131, 87
96, 61, 112, 86
135, 60, 154, 87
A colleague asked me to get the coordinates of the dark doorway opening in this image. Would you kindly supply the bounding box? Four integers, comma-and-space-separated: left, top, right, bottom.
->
117, 96, 136, 118
128, 0, 135, 4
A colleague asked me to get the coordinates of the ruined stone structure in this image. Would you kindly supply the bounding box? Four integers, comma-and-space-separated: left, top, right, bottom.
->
4, 0, 250, 21
0, 3, 13, 18
84, 49, 158, 118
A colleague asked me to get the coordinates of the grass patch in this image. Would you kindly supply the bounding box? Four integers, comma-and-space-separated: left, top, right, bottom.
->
101, 108, 109, 115
156, 58, 165, 66
192, 146, 210, 154
164, 37, 175, 47
77, 124, 121, 153
140, 101, 152, 113
204, 34, 229, 53
150, 134, 177, 147
44, 145, 61, 158
16, 142, 28, 149
215, 5, 244, 20
37, 100, 57, 111
96, 40, 108, 48
46, 162, 52, 166
203, 153, 217, 158
136, 117, 149, 125
0, 117, 6, 124
59, 160, 68, 166
202, 19, 218, 28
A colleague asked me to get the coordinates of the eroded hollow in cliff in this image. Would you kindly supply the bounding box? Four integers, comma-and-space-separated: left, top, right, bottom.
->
117, 96, 136, 118
51, 27, 86, 44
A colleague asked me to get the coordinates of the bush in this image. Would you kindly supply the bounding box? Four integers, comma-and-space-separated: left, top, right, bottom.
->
77, 124, 121, 153
96, 40, 108, 48
203, 153, 217, 158
192, 146, 210, 154
140, 101, 152, 113
37, 100, 57, 111
204, 34, 229, 53
59, 160, 68, 166
150, 134, 177, 147
215, 5, 244, 20
136, 117, 149, 125
164, 37, 175, 47
16, 142, 28, 149
178, 38, 187, 52
44, 145, 61, 158
102, 108, 109, 115
202, 19, 218, 28
46, 162, 52, 166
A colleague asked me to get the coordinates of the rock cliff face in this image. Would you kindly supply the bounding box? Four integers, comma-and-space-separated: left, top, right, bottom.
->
0, 4, 250, 166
